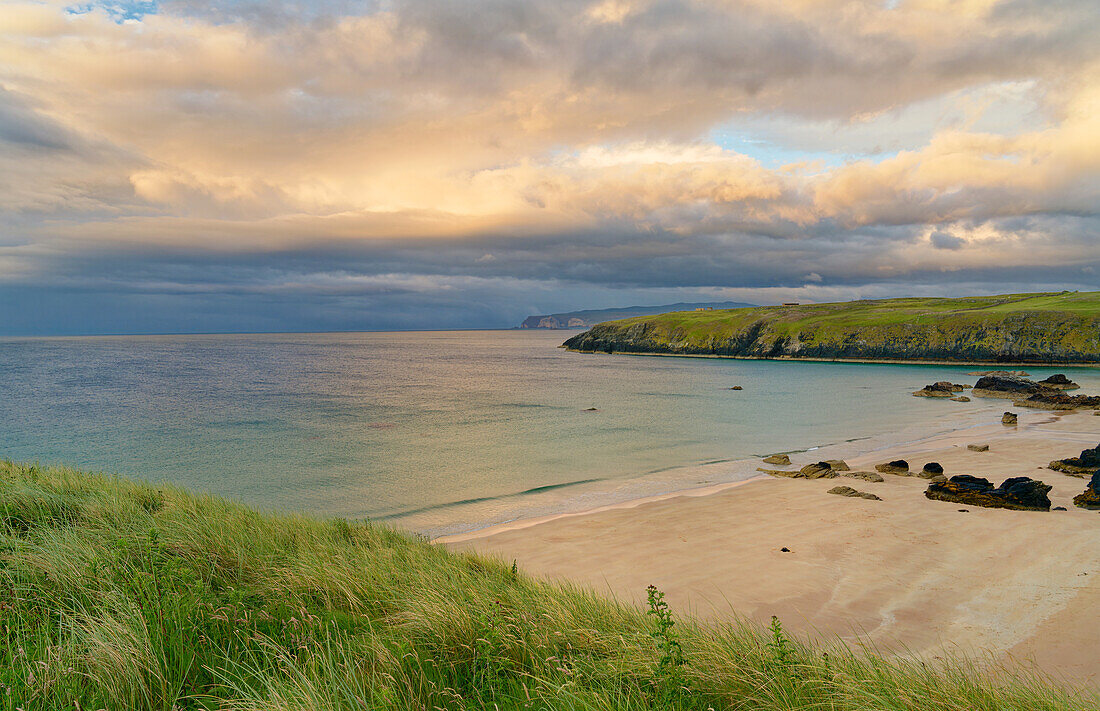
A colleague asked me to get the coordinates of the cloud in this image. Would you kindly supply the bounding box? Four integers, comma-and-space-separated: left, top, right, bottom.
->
929, 230, 965, 250
0, 0, 1097, 334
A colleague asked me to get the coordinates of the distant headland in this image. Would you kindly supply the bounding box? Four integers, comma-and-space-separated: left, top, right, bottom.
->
518, 301, 756, 329
563, 291, 1100, 364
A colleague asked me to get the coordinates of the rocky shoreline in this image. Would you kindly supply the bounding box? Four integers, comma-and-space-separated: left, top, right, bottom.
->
755, 410, 1100, 513
756, 372, 1100, 513
913, 373, 1100, 412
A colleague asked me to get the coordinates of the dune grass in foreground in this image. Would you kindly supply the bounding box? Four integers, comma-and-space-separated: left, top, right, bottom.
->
1, 460, 1095, 710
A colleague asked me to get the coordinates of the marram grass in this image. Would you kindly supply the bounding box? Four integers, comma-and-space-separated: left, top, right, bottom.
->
1, 459, 1095, 710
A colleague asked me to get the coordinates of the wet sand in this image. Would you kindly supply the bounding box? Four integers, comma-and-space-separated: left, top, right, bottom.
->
441, 408, 1100, 686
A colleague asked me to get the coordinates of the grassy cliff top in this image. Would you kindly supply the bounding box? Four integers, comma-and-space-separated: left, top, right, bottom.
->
1, 460, 1096, 710
605, 291, 1100, 334
564, 291, 1100, 363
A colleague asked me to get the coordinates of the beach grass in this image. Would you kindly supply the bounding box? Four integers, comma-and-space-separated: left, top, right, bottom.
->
1, 459, 1095, 710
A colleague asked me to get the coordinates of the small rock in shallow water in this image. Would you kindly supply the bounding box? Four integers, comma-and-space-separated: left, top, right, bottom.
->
1053, 506, 1067, 511
912, 381, 965, 397
729, 386, 743, 390
1002, 412, 1018, 425
762, 453, 791, 465
967, 444, 990, 452
780, 547, 791, 552
828, 485, 881, 501
974, 375, 1041, 398
951, 396, 970, 402
958, 509, 969, 512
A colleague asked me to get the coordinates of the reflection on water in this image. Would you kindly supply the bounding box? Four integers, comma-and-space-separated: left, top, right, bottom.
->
2, 330, 1097, 535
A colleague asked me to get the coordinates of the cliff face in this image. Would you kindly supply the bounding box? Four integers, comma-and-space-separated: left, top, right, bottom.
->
562, 292, 1100, 364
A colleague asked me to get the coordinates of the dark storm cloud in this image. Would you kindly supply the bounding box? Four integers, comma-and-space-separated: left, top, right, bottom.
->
929, 231, 965, 250
0, 88, 77, 151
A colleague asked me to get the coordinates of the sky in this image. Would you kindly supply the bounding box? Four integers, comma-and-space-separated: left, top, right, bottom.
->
1, 0, 1098, 335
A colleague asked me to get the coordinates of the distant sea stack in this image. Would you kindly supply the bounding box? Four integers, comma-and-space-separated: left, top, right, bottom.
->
562, 291, 1100, 364
519, 301, 756, 329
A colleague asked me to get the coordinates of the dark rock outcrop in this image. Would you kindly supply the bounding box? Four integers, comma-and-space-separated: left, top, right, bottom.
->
799, 462, 839, 479
875, 460, 910, 475
758, 464, 837, 479
921, 462, 944, 478
759, 460, 848, 479
1049, 444, 1100, 477
973, 375, 1042, 399
973, 374, 1094, 410
828, 485, 881, 501
925, 475, 1052, 511
1073, 472, 1100, 509
1038, 374, 1079, 390
913, 381, 966, 397
1014, 392, 1100, 411
762, 453, 791, 465
1002, 412, 1018, 425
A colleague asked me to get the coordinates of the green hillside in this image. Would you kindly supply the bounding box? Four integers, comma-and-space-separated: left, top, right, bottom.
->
2, 460, 1095, 709
563, 291, 1100, 363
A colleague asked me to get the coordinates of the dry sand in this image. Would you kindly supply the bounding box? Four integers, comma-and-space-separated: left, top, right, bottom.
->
441, 408, 1100, 686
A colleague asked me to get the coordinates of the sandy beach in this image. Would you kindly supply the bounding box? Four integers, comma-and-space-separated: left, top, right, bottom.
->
442, 407, 1100, 686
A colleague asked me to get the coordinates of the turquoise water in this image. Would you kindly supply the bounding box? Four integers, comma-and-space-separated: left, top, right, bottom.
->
2, 330, 1098, 535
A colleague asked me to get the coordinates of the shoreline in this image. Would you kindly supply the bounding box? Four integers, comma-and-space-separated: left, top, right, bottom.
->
443, 407, 1100, 685
431, 400, 1034, 542
433, 475, 770, 544
562, 348, 1100, 368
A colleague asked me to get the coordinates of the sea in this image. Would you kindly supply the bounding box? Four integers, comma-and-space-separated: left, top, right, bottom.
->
2, 330, 1098, 537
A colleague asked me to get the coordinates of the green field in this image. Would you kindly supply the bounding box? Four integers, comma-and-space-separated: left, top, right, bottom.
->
2, 460, 1096, 710
563, 291, 1100, 363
